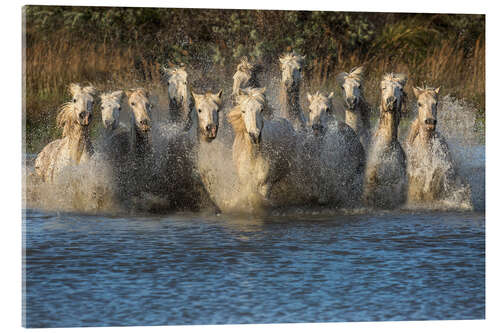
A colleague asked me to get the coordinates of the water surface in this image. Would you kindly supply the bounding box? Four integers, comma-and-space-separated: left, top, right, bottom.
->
23, 209, 485, 327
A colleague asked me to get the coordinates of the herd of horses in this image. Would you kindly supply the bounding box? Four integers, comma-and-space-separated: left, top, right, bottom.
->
32, 51, 470, 213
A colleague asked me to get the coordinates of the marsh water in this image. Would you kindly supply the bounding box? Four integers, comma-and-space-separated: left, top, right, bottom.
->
24, 208, 484, 327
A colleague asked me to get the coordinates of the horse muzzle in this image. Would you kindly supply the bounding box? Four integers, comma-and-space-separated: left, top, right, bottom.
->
424, 118, 437, 131
79, 112, 92, 126
204, 124, 218, 141
312, 123, 325, 136
346, 97, 357, 110
139, 119, 151, 132
249, 131, 261, 144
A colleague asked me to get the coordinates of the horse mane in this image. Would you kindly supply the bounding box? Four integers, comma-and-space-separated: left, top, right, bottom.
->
227, 105, 247, 134
100, 91, 123, 104
382, 73, 408, 86
309, 91, 330, 105
56, 102, 77, 137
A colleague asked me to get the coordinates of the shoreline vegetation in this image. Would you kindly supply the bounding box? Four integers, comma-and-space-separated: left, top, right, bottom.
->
24, 6, 485, 153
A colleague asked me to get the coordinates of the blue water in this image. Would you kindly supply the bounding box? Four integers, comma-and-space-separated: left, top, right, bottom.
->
23, 209, 485, 327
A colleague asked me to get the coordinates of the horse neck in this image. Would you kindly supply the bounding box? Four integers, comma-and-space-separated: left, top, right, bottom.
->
67, 123, 93, 163
280, 84, 304, 127
130, 122, 151, 159
376, 103, 400, 144
415, 123, 435, 145
169, 99, 190, 124
345, 108, 361, 132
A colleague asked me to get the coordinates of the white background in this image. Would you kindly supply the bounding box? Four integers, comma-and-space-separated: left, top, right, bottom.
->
1, 1, 497, 332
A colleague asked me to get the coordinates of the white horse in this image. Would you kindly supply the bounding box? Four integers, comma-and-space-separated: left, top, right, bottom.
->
34, 83, 96, 183
228, 87, 297, 209
125, 88, 153, 160
98, 90, 131, 162
279, 51, 307, 131
300, 91, 365, 206
232, 56, 260, 102
363, 73, 408, 208
163, 65, 193, 130
336, 66, 372, 149
405, 86, 471, 207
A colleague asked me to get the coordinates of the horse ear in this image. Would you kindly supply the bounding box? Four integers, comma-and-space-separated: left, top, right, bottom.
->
256, 87, 266, 95
214, 89, 223, 105
69, 83, 81, 96
395, 74, 408, 87
190, 88, 201, 103
83, 85, 97, 96
336, 72, 348, 85
307, 93, 313, 103
351, 66, 364, 78
111, 90, 124, 101
434, 87, 441, 95
125, 89, 134, 99
413, 87, 423, 98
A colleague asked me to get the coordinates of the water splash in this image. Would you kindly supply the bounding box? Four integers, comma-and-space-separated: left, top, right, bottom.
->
24, 92, 484, 215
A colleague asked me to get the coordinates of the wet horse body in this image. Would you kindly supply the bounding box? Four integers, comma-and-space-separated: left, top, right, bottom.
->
279, 52, 307, 131
163, 66, 193, 130
229, 87, 298, 210
363, 73, 408, 208
300, 91, 365, 206
97, 90, 130, 164
34, 84, 96, 183
336, 66, 372, 149
406, 87, 471, 206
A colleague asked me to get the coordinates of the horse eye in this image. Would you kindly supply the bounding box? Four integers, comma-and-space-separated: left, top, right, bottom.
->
326, 108, 330, 112
418, 103, 422, 107
131, 102, 135, 106
73, 99, 77, 103
198, 109, 202, 113
341, 86, 344, 90
118, 107, 121, 111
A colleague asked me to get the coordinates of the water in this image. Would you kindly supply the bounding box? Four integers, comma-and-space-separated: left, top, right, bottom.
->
23, 209, 484, 327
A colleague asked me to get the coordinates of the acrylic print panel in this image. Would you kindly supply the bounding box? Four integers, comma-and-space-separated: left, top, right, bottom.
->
22, 4, 485, 328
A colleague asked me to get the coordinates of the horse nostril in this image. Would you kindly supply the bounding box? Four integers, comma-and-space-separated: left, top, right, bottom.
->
79, 112, 85, 119
205, 125, 212, 132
